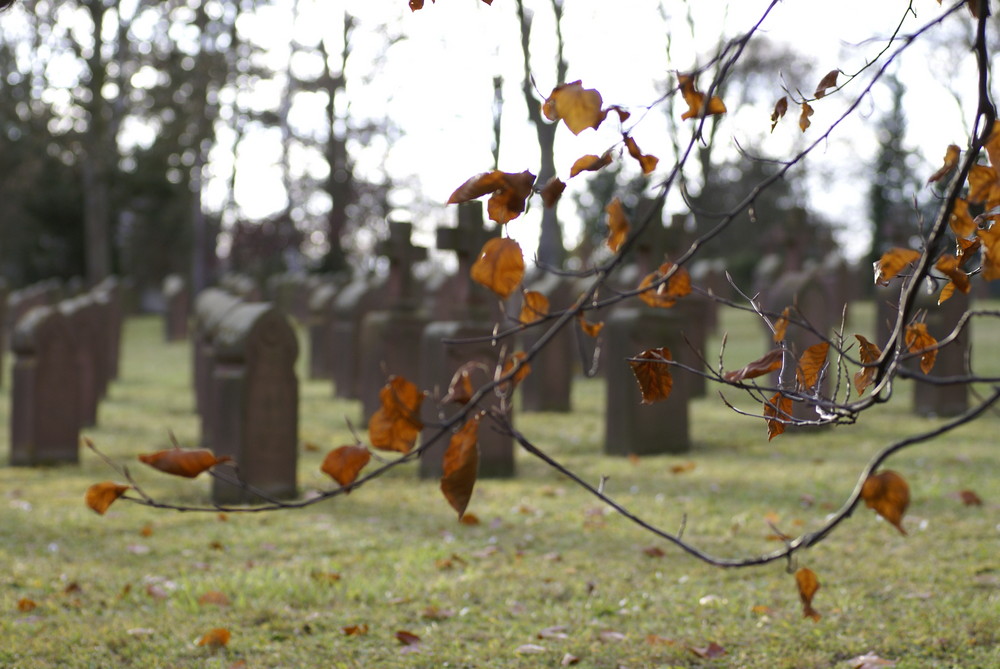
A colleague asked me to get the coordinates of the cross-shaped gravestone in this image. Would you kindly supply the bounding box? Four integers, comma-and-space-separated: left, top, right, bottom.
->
435, 201, 499, 316
377, 220, 427, 307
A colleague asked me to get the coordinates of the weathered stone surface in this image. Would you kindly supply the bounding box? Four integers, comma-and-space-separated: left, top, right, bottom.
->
912, 284, 969, 417
58, 297, 103, 427
208, 303, 299, 505
306, 282, 339, 380
518, 270, 575, 413
163, 274, 190, 342
10, 306, 81, 465
191, 288, 243, 444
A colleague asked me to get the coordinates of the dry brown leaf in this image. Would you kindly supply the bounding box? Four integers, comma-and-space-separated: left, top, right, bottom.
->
471, 237, 525, 299
671, 461, 696, 474
958, 489, 983, 506
320, 445, 371, 488
854, 334, 882, 396
395, 630, 422, 647
935, 255, 971, 296
85, 482, 130, 515
541, 177, 566, 208
197, 628, 231, 648
637, 262, 691, 308
605, 198, 630, 253
861, 470, 910, 535
342, 624, 369, 636
543, 80, 607, 135
679, 74, 726, 120
138, 449, 231, 478
440, 417, 480, 519
773, 307, 790, 343
624, 135, 659, 174
795, 567, 821, 621
814, 69, 839, 98
577, 313, 604, 338
874, 247, 921, 285
904, 323, 937, 374
978, 223, 1000, 280
628, 347, 673, 404
799, 102, 814, 132
197, 591, 231, 607
796, 342, 830, 390
569, 151, 613, 178
724, 349, 783, 383
928, 144, 960, 184
520, 291, 550, 325
501, 351, 532, 389
688, 642, 726, 659
770, 96, 788, 132
368, 376, 424, 453
764, 392, 792, 441
17, 598, 37, 612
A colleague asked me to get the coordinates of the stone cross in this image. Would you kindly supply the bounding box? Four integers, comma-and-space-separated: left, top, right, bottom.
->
435, 202, 498, 315
377, 221, 427, 307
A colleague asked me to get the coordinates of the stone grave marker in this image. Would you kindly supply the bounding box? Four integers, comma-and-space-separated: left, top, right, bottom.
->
268, 272, 311, 323
330, 270, 387, 400
209, 303, 299, 504
0, 278, 7, 387
419, 201, 514, 479
307, 281, 339, 380
58, 296, 103, 427
518, 268, 576, 412
192, 288, 243, 445
358, 221, 430, 421
10, 306, 80, 465
163, 274, 190, 342
912, 282, 969, 417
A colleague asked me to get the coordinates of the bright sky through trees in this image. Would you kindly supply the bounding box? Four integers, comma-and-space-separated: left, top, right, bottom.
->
215, 0, 981, 262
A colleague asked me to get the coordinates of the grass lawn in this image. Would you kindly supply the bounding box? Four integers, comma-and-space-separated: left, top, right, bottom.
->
1, 303, 998, 668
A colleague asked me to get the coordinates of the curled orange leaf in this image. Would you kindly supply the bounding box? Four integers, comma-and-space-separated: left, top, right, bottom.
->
440, 416, 480, 519
540, 177, 566, 208
977, 223, 1000, 280
519, 290, 550, 325
724, 349, 783, 383
813, 69, 839, 98
138, 449, 231, 478
679, 73, 726, 120
321, 445, 371, 488
773, 307, 790, 343
85, 482, 130, 515
637, 262, 691, 309
447, 170, 535, 225
442, 362, 479, 405
764, 392, 792, 441
796, 342, 830, 390
471, 237, 525, 299
904, 323, 937, 374
935, 254, 970, 299
927, 144, 960, 184
502, 351, 532, 389
196, 628, 231, 648
770, 96, 788, 133
624, 136, 658, 175
569, 151, 613, 178
368, 376, 425, 454
798, 102, 814, 132
853, 334, 882, 396
860, 470, 910, 535
874, 247, 921, 285
628, 347, 673, 404
577, 313, 604, 338
949, 198, 976, 239
795, 568, 821, 621
605, 198, 630, 253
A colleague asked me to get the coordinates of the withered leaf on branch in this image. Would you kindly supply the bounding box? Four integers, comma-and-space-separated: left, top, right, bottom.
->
966, 164, 1000, 208
628, 347, 673, 404
813, 69, 839, 98
724, 349, 783, 383
85, 482, 130, 515
569, 151, 613, 178
904, 323, 937, 375
501, 351, 532, 390
977, 224, 1000, 280
447, 170, 535, 225
773, 307, 790, 343
542, 80, 607, 135
873, 247, 921, 285
853, 334, 882, 396
798, 102, 814, 132
440, 417, 480, 520
678, 73, 726, 120
577, 312, 604, 338
796, 342, 830, 390
605, 198, 630, 253
927, 144, 960, 184
949, 198, 976, 239
320, 445, 371, 488
956, 236, 982, 267
368, 375, 425, 453
637, 262, 691, 308
764, 392, 792, 441
442, 362, 480, 405
540, 177, 566, 208
138, 448, 231, 478
471, 237, 525, 299
624, 136, 659, 175
770, 96, 788, 133
795, 568, 821, 621
935, 255, 970, 305
519, 290, 550, 325
861, 469, 910, 535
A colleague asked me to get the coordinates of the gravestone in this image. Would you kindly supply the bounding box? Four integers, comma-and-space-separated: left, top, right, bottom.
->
10, 306, 80, 465
307, 282, 339, 380
209, 303, 299, 504
58, 297, 103, 427
268, 272, 311, 323
358, 221, 430, 420
330, 271, 388, 399
519, 269, 576, 412
192, 288, 243, 445
912, 281, 969, 417
419, 201, 514, 479
163, 274, 190, 342
0, 278, 7, 387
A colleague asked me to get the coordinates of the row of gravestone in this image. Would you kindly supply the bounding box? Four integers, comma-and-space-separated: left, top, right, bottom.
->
8, 278, 125, 466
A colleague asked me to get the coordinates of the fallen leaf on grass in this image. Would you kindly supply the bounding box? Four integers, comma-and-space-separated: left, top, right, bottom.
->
957, 489, 984, 506
671, 461, 696, 474
599, 630, 626, 642
196, 628, 231, 648
515, 644, 547, 654
643, 546, 666, 558
17, 598, 37, 612
421, 605, 455, 620
341, 624, 369, 636
561, 653, 581, 666
197, 591, 231, 607
646, 634, 676, 645
689, 641, 726, 658
311, 571, 342, 583
848, 652, 897, 668
396, 630, 421, 647
538, 625, 569, 640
